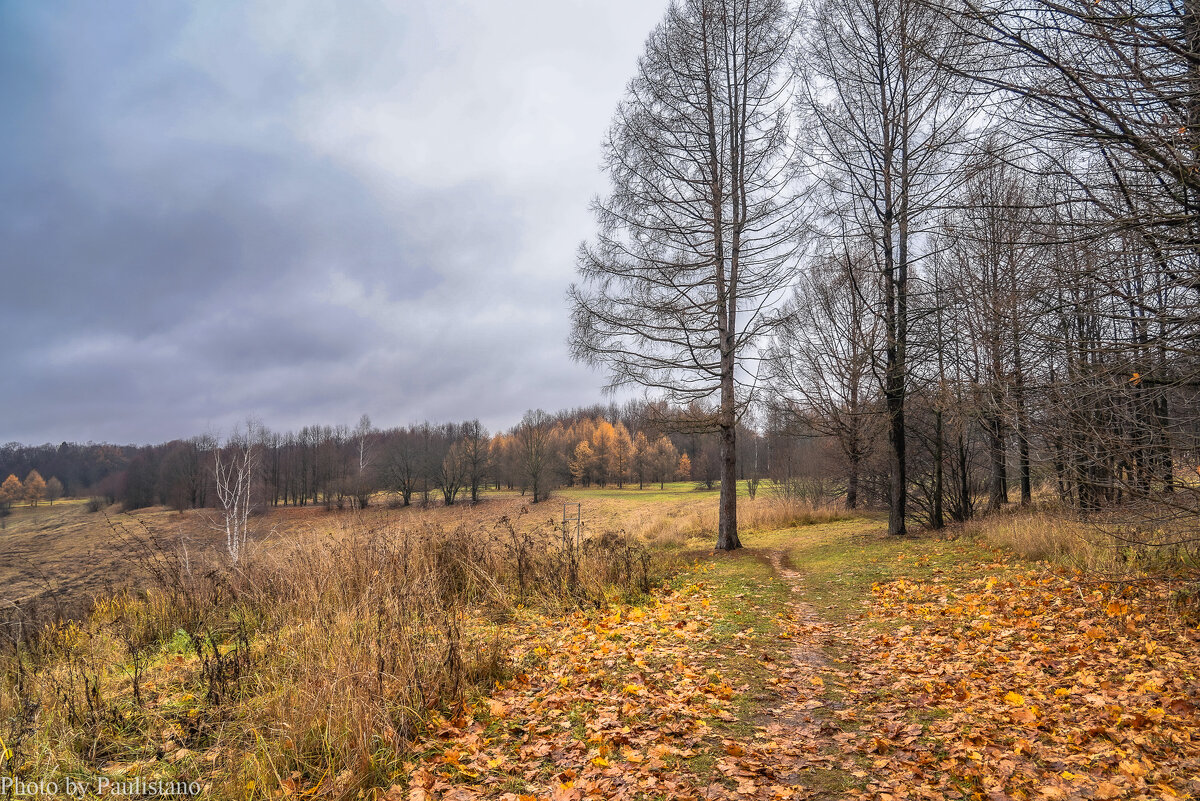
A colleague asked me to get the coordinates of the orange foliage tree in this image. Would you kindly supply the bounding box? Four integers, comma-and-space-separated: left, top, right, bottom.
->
0, 474, 22, 527
24, 470, 46, 507
677, 452, 692, 481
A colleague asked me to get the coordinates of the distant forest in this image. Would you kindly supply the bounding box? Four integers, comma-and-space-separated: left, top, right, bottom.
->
0, 402, 816, 513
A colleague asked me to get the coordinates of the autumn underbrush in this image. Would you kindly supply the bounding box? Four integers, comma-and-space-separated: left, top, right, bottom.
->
5, 498, 1197, 801
0, 511, 673, 799
734, 515, 1200, 800
962, 504, 1200, 584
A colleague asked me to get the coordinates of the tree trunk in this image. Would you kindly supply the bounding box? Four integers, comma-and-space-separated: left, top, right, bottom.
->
956, 430, 972, 522
987, 411, 1006, 512
931, 408, 945, 529
1012, 325, 1032, 505
1015, 385, 1032, 506
716, 361, 742, 551
846, 451, 859, 510
884, 245, 907, 536
886, 399, 906, 536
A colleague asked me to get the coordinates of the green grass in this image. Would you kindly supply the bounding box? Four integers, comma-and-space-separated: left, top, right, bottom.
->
679, 515, 1009, 797
672, 551, 794, 781
554, 479, 777, 503
741, 519, 1001, 622
698, 552, 793, 639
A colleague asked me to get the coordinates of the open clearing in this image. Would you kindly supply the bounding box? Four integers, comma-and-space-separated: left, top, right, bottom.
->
2, 488, 1198, 800
0, 484, 721, 614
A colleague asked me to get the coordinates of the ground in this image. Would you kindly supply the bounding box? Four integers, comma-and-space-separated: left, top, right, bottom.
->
393, 511, 1200, 801
3, 487, 1198, 800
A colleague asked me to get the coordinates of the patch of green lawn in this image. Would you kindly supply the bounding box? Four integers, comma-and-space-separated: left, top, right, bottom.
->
742, 519, 1001, 622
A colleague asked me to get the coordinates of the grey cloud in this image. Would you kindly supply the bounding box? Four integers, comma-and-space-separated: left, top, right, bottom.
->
0, 0, 667, 444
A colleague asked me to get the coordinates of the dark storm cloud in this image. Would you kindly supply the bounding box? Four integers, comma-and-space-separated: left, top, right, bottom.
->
0, 1, 669, 444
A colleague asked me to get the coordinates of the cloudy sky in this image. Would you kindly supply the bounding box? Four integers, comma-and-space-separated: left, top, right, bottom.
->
0, 1, 668, 445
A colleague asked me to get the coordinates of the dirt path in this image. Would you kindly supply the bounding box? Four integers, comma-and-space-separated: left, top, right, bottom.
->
729, 549, 859, 798
763, 549, 832, 670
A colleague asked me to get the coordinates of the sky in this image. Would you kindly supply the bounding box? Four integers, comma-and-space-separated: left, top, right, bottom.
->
0, 0, 668, 445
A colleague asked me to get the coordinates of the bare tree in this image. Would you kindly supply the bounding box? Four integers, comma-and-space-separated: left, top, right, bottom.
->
938, 142, 1045, 510
946, 0, 1199, 265
770, 242, 883, 509
799, 0, 979, 534
213, 427, 258, 564
44, 476, 64, 505
459, 419, 491, 503
515, 409, 553, 503
570, 0, 803, 550
437, 437, 468, 506
380, 427, 420, 506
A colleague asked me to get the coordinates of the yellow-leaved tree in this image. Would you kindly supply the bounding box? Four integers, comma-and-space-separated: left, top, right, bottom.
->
570, 441, 596, 487
612, 423, 634, 488
0, 474, 22, 528
24, 470, 46, 507
677, 453, 692, 481
590, 421, 616, 487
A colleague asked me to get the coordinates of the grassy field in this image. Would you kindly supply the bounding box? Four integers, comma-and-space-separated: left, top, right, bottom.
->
1, 487, 1197, 800
0, 482, 774, 613
0, 499, 201, 615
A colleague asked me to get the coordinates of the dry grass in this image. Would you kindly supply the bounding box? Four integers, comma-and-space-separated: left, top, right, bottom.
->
646, 496, 855, 546
0, 499, 199, 616
961, 503, 1200, 580
6, 482, 1196, 799
567, 485, 857, 550
739, 495, 857, 531
0, 501, 667, 799
963, 507, 1093, 564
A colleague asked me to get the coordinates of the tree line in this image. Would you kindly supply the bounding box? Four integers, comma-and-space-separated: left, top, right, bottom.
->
568, 0, 1200, 547
6, 0, 1194, 548
0, 403, 775, 513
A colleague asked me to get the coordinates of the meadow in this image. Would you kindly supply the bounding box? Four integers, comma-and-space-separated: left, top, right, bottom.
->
1, 486, 1197, 800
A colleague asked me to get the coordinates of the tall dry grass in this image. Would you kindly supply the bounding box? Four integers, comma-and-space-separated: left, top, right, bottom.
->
965, 509, 1096, 564
963, 504, 1200, 579
740, 495, 857, 531
0, 512, 663, 798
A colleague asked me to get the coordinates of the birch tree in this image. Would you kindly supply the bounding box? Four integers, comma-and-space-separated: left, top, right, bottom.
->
213, 427, 258, 564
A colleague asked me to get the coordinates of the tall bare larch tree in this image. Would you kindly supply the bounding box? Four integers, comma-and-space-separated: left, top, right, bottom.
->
570, 0, 803, 550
